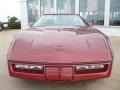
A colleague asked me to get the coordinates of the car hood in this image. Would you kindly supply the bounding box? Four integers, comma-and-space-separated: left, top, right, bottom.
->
8, 26, 112, 63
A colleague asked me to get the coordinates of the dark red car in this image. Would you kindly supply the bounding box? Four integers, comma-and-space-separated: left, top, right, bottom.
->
7, 14, 113, 81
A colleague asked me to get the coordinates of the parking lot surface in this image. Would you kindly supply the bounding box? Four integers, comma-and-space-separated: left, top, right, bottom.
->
0, 30, 120, 90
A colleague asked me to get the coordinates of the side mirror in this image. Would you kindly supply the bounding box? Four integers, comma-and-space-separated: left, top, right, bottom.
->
28, 22, 34, 27
89, 22, 94, 26
26, 22, 34, 29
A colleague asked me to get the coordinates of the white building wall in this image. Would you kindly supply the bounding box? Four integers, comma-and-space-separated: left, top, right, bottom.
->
104, 0, 111, 26
75, 0, 79, 14
54, 0, 57, 13
20, 0, 28, 30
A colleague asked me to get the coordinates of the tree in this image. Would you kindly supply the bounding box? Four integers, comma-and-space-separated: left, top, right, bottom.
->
8, 16, 21, 29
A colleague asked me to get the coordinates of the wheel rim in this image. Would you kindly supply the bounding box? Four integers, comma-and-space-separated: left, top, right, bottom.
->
0, 26, 1, 30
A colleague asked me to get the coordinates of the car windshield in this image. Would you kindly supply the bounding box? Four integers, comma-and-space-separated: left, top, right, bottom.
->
33, 15, 89, 27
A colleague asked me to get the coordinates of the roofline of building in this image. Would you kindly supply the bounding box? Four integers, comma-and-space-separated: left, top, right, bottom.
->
43, 14, 80, 16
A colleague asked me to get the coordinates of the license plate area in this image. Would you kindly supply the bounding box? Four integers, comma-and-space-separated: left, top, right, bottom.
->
45, 66, 73, 81
45, 67, 59, 80
60, 67, 73, 81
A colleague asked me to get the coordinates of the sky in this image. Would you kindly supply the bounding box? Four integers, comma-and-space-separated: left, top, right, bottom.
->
0, 0, 20, 22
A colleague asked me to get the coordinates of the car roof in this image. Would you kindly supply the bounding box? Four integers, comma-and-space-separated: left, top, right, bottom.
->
43, 14, 80, 16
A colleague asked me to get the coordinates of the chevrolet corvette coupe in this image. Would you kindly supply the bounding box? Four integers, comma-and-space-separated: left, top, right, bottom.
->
7, 14, 113, 81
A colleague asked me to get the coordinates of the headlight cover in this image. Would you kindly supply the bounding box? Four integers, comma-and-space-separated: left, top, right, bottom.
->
15, 64, 43, 71
76, 64, 104, 71
75, 64, 108, 74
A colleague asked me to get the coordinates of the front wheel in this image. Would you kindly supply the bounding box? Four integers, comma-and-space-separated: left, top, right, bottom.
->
0, 25, 2, 31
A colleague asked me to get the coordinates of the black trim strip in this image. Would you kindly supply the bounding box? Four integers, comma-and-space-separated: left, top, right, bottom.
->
8, 60, 113, 65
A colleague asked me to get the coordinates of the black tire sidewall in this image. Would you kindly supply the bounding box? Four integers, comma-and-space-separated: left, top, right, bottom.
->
0, 25, 2, 31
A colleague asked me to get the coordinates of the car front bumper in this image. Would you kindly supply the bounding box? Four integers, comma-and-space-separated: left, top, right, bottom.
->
8, 62, 112, 81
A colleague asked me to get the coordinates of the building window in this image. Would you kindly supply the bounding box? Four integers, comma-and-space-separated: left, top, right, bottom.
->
28, 0, 39, 23
41, 0, 54, 15
57, 0, 75, 14
110, 0, 120, 26
79, 0, 105, 25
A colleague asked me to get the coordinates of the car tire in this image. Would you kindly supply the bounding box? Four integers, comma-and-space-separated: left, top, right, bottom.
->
0, 25, 2, 31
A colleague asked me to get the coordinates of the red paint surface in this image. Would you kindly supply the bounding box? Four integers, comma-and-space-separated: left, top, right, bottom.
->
45, 67, 59, 80
7, 26, 113, 81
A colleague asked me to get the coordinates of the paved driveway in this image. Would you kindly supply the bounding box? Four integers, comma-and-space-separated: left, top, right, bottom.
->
0, 30, 120, 90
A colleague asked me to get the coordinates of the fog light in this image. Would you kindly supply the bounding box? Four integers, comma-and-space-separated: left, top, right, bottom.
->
76, 64, 105, 71
15, 64, 43, 71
